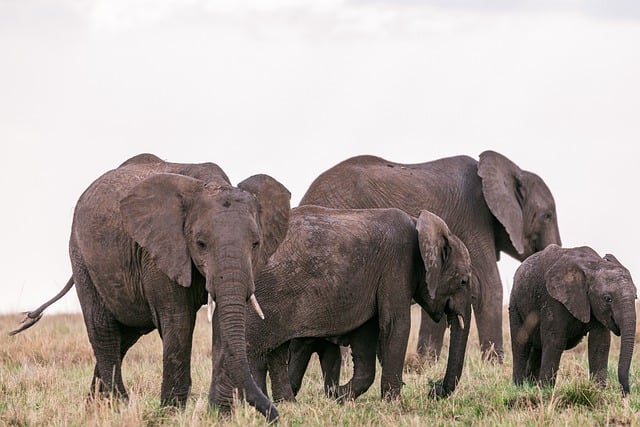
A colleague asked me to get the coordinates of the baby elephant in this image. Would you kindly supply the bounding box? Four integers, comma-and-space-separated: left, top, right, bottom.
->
246, 205, 472, 402
509, 244, 637, 394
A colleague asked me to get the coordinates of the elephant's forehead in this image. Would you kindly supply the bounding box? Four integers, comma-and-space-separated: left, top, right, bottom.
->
204, 187, 257, 209
595, 267, 636, 291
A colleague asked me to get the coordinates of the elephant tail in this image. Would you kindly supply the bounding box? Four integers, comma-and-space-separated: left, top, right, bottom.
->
8, 276, 75, 336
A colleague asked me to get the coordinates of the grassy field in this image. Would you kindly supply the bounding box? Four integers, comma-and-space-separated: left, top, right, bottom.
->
1, 305, 639, 426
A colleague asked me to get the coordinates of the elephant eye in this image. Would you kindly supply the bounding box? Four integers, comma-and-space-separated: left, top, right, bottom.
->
604, 295, 613, 303
196, 240, 207, 250
252, 241, 260, 249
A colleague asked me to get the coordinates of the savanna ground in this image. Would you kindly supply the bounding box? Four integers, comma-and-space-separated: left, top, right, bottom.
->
1, 305, 639, 426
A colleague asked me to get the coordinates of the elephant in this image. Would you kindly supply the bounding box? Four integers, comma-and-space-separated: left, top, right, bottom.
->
245, 205, 472, 402
10, 153, 291, 422
509, 244, 637, 394
299, 151, 562, 361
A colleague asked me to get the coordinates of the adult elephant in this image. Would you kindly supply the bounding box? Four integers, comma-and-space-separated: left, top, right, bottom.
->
246, 206, 472, 402
10, 153, 290, 422
299, 151, 561, 361
509, 245, 636, 394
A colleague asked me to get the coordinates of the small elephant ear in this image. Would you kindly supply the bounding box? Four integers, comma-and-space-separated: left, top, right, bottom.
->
416, 210, 451, 300
120, 173, 204, 288
477, 150, 526, 256
545, 257, 590, 323
238, 174, 291, 270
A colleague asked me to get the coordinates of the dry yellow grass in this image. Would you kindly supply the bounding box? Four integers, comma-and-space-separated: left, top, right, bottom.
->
1, 305, 639, 426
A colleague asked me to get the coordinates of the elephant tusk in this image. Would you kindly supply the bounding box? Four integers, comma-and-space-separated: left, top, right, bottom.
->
207, 294, 215, 322
457, 315, 465, 330
250, 294, 265, 320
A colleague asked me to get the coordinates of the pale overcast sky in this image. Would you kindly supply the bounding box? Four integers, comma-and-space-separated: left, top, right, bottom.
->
1, 1, 639, 313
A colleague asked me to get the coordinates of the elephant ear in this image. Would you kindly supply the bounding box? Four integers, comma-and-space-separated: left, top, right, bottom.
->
238, 174, 291, 270
120, 173, 204, 288
416, 210, 452, 300
477, 150, 526, 256
545, 257, 590, 323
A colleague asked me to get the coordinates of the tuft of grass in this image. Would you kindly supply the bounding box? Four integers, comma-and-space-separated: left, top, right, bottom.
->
555, 380, 603, 409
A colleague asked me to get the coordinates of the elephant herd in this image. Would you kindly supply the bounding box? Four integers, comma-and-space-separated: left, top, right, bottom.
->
10, 151, 636, 422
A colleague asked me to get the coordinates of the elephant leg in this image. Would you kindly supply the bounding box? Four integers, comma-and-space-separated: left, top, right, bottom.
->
88, 327, 143, 397
268, 342, 296, 402
378, 311, 411, 400
538, 345, 563, 388
141, 275, 200, 408
416, 311, 446, 362
511, 340, 531, 386
287, 339, 313, 396
86, 317, 127, 398
587, 323, 611, 386
289, 338, 342, 398
73, 259, 128, 400
157, 310, 197, 407
332, 319, 378, 402
210, 349, 235, 416
526, 347, 541, 384
319, 343, 342, 397
509, 308, 529, 386
473, 263, 504, 362
250, 354, 269, 398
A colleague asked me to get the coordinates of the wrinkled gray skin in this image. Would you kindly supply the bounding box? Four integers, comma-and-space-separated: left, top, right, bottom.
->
300, 151, 561, 361
12, 153, 290, 422
509, 245, 637, 395
246, 206, 472, 402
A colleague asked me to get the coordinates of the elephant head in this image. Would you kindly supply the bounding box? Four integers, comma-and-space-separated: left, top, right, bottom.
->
545, 246, 637, 395
415, 210, 473, 396
120, 172, 290, 420
478, 150, 561, 260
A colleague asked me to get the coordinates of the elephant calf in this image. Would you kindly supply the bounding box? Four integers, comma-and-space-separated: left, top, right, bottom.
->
246, 205, 472, 402
509, 244, 637, 394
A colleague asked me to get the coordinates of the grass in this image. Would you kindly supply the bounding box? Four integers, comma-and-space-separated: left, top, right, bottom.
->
1, 306, 639, 426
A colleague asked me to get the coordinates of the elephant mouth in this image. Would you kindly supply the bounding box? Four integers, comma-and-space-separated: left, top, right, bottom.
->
610, 317, 621, 336
444, 300, 465, 330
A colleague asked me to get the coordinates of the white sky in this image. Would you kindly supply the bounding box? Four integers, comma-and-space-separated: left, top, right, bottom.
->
1, 1, 639, 313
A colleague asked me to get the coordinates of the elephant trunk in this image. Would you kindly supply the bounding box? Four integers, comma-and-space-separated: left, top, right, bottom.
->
617, 299, 636, 396
209, 282, 278, 422
439, 301, 471, 396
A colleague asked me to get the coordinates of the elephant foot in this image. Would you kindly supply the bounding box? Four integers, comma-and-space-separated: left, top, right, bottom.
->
481, 344, 504, 364
271, 378, 296, 403
329, 385, 354, 403
160, 394, 188, 409
428, 382, 451, 399
272, 393, 296, 403
381, 386, 401, 401
211, 402, 233, 420
87, 379, 129, 405
85, 392, 128, 409
210, 391, 280, 423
